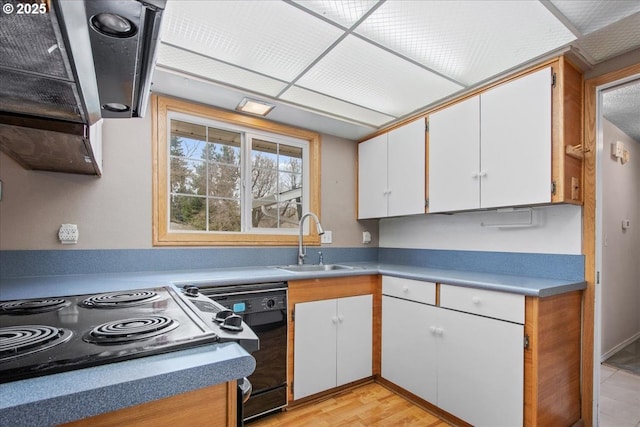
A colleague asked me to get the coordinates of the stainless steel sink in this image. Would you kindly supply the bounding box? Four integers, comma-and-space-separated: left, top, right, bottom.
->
276, 264, 359, 273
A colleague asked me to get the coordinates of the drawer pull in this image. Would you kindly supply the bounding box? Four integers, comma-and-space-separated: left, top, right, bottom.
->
472, 296, 482, 305
402, 285, 409, 293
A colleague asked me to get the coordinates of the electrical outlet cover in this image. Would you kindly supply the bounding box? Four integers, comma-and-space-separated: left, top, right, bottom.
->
321, 230, 332, 244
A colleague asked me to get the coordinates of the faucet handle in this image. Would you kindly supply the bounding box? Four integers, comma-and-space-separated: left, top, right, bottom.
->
318, 251, 324, 265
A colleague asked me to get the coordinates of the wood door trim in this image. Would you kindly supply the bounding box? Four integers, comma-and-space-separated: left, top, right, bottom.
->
582, 62, 640, 427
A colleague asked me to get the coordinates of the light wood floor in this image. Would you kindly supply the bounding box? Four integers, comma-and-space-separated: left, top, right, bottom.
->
248, 382, 452, 427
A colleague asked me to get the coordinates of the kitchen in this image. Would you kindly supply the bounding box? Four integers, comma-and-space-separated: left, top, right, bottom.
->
1, 1, 639, 426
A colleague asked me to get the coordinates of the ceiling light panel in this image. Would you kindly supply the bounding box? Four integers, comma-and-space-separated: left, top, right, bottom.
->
575, 13, 640, 62
161, 0, 344, 81
157, 44, 288, 96
291, 0, 379, 28
280, 85, 396, 127
549, 0, 640, 35
296, 35, 463, 117
355, 0, 575, 86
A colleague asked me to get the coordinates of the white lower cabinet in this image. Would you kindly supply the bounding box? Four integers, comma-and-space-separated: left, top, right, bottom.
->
382, 277, 524, 427
293, 294, 372, 400
382, 294, 438, 403
436, 307, 523, 427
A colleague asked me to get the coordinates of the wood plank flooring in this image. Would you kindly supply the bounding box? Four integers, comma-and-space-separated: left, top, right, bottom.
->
248, 382, 452, 427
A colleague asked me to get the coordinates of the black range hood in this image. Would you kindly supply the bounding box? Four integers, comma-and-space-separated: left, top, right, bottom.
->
0, 0, 165, 175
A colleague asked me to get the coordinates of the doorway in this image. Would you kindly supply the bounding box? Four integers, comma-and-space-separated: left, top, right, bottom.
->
583, 63, 640, 427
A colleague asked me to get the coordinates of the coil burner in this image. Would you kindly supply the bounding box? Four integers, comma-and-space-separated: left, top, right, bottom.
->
79, 290, 162, 309
83, 316, 179, 344
0, 325, 73, 361
0, 299, 71, 315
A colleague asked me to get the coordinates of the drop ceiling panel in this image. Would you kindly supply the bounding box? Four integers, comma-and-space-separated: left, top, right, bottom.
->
296, 35, 464, 117
280, 85, 396, 127
355, 0, 575, 86
161, 0, 344, 81
157, 44, 287, 97
291, 0, 379, 28
575, 13, 640, 62
549, 0, 640, 35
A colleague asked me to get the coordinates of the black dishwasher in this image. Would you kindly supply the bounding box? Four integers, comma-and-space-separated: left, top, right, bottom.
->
200, 282, 288, 424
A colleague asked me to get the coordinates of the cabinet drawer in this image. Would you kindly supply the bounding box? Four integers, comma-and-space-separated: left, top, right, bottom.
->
439, 284, 524, 324
382, 276, 436, 305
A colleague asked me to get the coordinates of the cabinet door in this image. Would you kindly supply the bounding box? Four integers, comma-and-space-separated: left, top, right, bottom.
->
382, 296, 437, 403
437, 308, 524, 427
428, 96, 481, 212
293, 299, 337, 400
336, 295, 372, 386
387, 118, 426, 216
358, 134, 388, 219
480, 67, 552, 208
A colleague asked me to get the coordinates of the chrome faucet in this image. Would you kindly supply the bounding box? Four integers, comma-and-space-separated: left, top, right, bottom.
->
298, 212, 325, 265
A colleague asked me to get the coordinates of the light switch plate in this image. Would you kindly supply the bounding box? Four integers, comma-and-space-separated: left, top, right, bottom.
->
321, 230, 332, 244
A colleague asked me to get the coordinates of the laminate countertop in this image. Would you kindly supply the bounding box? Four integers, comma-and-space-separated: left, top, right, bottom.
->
0, 262, 585, 426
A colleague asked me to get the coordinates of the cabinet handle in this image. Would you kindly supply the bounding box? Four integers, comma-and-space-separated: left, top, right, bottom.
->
472, 296, 481, 305
337, 315, 344, 323
479, 170, 487, 178
331, 316, 338, 324
402, 285, 409, 293
429, 326, 437, 335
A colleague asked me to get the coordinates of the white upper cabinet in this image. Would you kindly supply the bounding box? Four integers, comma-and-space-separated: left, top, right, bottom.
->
358, 133, 388, 219
428, 67, 553, 213
481, 67, 552, 208
428, 96, 480, 213
358, 118, 425, 219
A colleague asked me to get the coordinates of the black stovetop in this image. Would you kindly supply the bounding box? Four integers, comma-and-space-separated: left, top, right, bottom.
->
0, 287, 220, 383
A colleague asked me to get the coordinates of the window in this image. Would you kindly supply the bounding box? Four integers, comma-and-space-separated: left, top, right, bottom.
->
152, 96, 321, 246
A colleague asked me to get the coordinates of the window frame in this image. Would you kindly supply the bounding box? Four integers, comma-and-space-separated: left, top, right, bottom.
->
152, 95, 321, 246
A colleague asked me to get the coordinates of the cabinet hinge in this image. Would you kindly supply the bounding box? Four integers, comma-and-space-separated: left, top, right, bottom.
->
524, 335, 530, 350
291, 308, 295, 322
425, 120, 429, 132
291, 381, 294, 394
597, 271, 600, 284
425, 198, 429, 208
552, 72, 557, 88
551, 181, 557, 195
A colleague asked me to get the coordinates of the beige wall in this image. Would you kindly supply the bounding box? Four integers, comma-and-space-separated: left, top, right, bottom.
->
600, 119, 640, 357
0, 108, 375, 250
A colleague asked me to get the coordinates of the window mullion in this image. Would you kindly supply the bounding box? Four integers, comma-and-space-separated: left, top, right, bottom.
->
242, 133, 251, 233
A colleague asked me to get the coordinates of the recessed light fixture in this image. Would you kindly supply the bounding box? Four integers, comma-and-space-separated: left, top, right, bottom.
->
236, 98, 275, 116
90, 13, 137, 38
102, 102, 130, 113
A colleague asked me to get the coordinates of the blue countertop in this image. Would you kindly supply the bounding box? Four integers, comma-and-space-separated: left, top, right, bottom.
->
0, 343, 255, 426
0, 262, 585, 426
0, 262, 584, 301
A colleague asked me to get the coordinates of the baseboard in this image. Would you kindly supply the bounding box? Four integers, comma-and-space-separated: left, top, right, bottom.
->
601, 331, 640, 362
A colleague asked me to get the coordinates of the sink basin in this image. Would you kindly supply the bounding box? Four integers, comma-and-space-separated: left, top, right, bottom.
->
276, 264, 358, 273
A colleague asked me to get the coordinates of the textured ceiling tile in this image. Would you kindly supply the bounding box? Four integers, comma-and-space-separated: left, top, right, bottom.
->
603, 79, 640, 144
280, 85, 396, 127
355, 0, 575, 86
162, 0, 343, 81
157, 44, 288, 97
550, 0, 640, 35
575, 12, 640, 62
296, 35, 463, 117
291, 0, 378, 28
